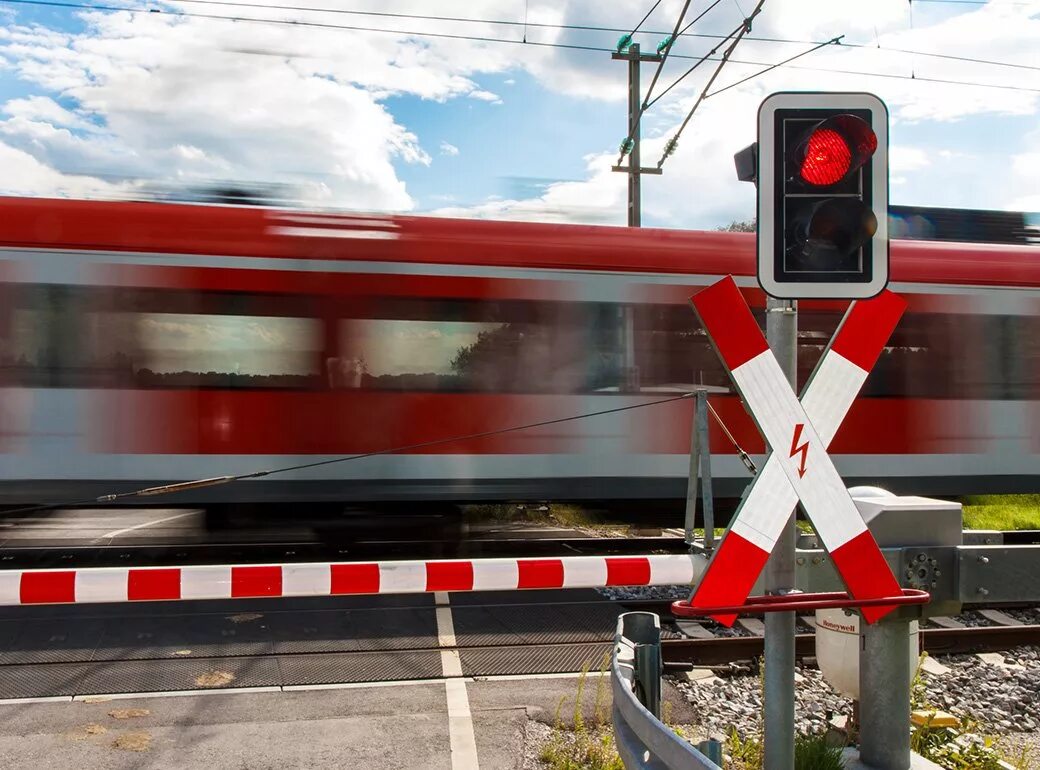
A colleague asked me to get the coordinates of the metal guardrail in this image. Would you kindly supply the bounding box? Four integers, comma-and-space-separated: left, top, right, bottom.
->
612, 612, 723, 769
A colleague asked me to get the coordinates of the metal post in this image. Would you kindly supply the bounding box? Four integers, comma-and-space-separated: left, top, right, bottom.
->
764, 297, 797, 770
634, 642, 662, 719
697, 392, 715, 551
859, 620, 913, 769
612, 45, 662, 228
627, 43, 641, 227
685, 391, 715, 549
685, 392, 700, 546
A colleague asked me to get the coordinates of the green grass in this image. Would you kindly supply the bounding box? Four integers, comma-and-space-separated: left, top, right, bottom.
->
726, 730, 846, 770
539, 657, 624, 770
962, 494, 1040, 531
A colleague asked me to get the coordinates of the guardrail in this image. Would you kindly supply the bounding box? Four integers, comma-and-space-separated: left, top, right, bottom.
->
612, 611, 723, 769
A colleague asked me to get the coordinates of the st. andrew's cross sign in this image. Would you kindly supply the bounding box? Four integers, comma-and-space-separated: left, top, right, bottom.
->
686, 276, 907, 624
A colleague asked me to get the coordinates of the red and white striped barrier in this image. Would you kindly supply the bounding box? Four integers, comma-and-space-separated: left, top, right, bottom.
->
0, 554, 701, 606
689, 277, 903, 624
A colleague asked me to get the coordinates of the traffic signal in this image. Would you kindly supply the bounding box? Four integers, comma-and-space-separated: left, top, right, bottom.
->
755, 92, 889, 299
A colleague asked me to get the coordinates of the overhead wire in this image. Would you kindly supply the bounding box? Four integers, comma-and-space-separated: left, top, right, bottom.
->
705, 34, 843, 98
615, 0, 695, 165
0, 391, 697, 518
0, 0, 1034, 93
3, 0, 1035, 73
656, 0, 766, 168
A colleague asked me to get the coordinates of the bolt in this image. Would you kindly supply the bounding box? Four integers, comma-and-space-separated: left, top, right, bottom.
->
929, 559, 938, 567
905, 569, 915, 579
917, 554, 927, 563
978, 587, 990, 596
978, 556, 990, 564
934, 569, 942, 577
812, 556, 824, 565
931, 581, 937, 588
796, 557, 806, 565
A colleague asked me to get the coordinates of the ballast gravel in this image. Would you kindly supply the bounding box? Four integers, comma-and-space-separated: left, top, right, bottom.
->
597, 584, 691, 601
674, 645, 1040, 740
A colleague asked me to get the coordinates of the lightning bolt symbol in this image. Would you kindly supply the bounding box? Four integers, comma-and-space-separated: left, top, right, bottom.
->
789, 423, 809, 479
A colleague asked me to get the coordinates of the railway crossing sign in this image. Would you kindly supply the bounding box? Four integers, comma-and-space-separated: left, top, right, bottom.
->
687, 277, 906, 624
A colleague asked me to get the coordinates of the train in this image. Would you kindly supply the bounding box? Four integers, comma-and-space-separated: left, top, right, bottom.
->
0, 196, 1038, 507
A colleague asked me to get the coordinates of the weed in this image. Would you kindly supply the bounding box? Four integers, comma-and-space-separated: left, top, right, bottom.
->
909, 653, 1028, 768
793, 733, 845, 770
538, 665, 624, 770
726, 727, 764, 770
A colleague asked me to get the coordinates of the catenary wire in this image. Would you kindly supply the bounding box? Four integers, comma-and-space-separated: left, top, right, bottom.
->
3, 0, 1037, 73
705, 34, 842, 98
656, 0, 766, 168
4, 0, 1034, 93
615, 0, 695, 165
0, 391, 697, 518
627, 0, 663, 38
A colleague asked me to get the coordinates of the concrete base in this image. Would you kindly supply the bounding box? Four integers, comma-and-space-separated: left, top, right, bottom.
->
842, 747, 945, 769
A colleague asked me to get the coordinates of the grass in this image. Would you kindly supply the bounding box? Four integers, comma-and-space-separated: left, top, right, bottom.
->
726, 730, 846, 770
962, 494, 1040, 531
538, 656, 624, 770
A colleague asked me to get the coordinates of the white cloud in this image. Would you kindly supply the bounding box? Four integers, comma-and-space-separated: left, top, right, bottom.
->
467, 89, 502, 104
890, 147, 930, 173
3, 95, 97, 132
439, 141, 460, 157
0, 139, 127, 197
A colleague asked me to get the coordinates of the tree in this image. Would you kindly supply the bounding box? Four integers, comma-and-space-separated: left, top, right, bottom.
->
716, 219, 756, 232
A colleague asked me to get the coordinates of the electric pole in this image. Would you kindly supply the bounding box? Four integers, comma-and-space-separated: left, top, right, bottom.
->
612, 42, 663, 228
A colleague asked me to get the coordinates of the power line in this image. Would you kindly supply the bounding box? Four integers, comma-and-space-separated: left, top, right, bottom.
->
626, 0, 663, 38
1, 0, 1037, 93
616, 0, 696, 165
9, 0, 1036, 73
657, 0, 766, 168
705, 35, 843, 98
0, 391, 695, 518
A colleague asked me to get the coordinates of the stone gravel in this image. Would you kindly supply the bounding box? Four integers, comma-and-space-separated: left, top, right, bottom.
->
597, 584, 691, 601
1003, 607, 1040, 624
673, 645, 1040, 742
923, 646, 1040, 733
672, 663, 851, 739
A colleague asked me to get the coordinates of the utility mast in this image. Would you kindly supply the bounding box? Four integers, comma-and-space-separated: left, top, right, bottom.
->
611, 42, 663, 228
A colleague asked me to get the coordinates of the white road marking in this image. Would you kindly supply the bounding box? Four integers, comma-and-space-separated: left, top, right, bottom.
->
100, 509, 201, 539
68, 686, 282, 701
435, 593, 480, 770
0, 671, 604, 706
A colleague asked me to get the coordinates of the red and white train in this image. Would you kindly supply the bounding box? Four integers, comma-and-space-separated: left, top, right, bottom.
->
0, 197, 1037, 505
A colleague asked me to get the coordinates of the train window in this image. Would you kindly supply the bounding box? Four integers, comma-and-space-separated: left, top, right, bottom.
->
334, 299, 624, 393
1, 285, 324, 388
632, 305, 729, 392
88, 311, 323, 388
0, 306, 49, 386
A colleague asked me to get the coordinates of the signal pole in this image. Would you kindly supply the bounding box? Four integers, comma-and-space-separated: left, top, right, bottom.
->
764, 297, 798, 770
611, 43, 663, 228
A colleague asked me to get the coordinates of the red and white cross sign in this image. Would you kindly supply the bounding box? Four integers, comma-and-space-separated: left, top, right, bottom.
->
688, 277, 906, 624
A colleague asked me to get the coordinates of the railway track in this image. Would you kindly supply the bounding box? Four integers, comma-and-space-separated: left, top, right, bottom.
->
1, 588, 1038, 701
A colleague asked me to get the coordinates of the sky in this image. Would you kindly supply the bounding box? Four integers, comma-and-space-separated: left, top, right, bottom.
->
0, 0, 1037, 230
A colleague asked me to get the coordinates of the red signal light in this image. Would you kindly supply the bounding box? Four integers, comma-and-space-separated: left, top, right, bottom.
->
796, 114, 878, 187
800, 128, 852, 186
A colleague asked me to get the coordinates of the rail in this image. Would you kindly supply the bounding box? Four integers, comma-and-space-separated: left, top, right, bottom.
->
612, 611, 722, 769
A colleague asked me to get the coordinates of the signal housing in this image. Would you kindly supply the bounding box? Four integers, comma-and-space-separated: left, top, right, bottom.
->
757, 92, 889, 299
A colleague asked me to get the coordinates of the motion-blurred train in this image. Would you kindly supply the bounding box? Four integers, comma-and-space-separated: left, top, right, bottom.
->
0, 197, 1037, 506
